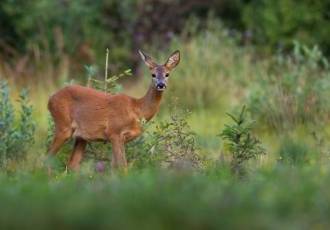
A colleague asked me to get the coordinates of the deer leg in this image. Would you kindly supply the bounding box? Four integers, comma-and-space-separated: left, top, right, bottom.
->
68, 138, 87, 171
46, 128, 72, 175
110, 137, 127, 172
48, 127, 72, 155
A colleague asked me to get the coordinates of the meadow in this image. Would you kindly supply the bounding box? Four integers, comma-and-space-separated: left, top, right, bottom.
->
1, 19, 330, 229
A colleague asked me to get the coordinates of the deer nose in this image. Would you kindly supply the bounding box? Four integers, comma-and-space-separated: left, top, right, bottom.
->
156, 82, 166, 90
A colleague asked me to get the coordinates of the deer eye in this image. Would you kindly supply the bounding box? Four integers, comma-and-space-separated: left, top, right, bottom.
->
165, 74, 169, 77
152, 74, 156, 78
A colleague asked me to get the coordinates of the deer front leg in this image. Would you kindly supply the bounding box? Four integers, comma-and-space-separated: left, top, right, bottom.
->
110, 136, 127, 172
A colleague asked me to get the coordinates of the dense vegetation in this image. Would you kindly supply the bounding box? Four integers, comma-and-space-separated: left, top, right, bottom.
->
1, 0, 330, 82
1, 1, 330, 228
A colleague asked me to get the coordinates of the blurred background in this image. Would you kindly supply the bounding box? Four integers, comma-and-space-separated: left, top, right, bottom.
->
1, 0, 330, 82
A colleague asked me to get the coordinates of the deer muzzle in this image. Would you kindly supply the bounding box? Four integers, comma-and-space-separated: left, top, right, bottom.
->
156, 82, 166, 91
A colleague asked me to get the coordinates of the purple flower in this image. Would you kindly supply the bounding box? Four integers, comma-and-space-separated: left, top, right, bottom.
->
95, 161, 106, 173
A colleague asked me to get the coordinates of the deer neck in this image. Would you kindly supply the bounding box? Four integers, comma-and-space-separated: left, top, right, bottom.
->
138, 83, 163, 121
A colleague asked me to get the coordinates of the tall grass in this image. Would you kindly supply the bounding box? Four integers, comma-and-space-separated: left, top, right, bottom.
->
247, 42, 330, 131
1, 167, 330, 229
158, 20, 258, 109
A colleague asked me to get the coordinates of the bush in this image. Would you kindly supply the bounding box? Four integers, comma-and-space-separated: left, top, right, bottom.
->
127, 105, 202, 170
0, 81, 35, 167
220, 106, 265, 175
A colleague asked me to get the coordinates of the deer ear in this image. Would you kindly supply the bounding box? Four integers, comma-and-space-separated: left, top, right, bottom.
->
138, 50, 157, 69
165, 50, 180, 70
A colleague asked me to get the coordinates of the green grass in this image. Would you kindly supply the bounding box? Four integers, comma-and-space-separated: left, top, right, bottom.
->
0, 166, 330, 229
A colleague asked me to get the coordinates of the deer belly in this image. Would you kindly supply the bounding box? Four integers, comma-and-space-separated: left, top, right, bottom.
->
72, 120, 107, 141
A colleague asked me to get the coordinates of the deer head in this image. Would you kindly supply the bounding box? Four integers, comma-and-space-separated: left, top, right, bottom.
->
139, 50, 180, 91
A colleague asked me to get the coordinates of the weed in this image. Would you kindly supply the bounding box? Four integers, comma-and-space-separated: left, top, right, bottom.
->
127, 104, 202, 170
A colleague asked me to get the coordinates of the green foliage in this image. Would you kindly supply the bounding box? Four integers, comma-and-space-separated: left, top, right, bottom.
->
220, 106, 265, 174
88, 68, 132, 94
242, 0, 330, 54
84, 48, 132, 94
127, 106, 201, 170
247, 42, 330, 130
164, 19, 249, 109
0, 0, 137, 67
278, 137, 311, 165
1, 0, 330, 81
46, 114, 54, 149
1, 167, 330, 229
0, 81, 35, 167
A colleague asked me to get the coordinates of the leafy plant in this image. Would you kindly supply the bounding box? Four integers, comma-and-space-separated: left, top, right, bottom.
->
127, 105, 202, 170
0, 81, 35, 167
220, 106, 265, 175
84, 49, 132, 94
89, 68, 132, 94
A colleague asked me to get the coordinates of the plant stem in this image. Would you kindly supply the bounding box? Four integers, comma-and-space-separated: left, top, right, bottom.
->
104, 48, 109, 92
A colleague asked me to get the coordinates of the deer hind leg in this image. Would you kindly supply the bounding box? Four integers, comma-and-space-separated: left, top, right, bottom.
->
48, 101, 73, 156
110, 137, 127, 172
46, 127, 72, 176
48, 127, 73, 156
68, 138, 87, 171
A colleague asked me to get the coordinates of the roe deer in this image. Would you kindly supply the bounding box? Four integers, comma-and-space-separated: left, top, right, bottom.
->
47, 50, 180, 171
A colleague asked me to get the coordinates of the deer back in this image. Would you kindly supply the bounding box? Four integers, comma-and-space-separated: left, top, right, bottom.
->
48, 85, 140, 141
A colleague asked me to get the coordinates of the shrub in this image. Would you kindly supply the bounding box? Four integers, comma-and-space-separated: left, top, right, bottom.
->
127, 105, 202, 170
0, 81, 35, 167
220, 106, 265, 175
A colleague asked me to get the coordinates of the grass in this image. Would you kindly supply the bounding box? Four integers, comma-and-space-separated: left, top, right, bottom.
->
1, 166, 330, 229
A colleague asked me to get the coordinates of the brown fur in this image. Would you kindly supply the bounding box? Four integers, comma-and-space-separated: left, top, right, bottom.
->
47, 50, 180, 171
